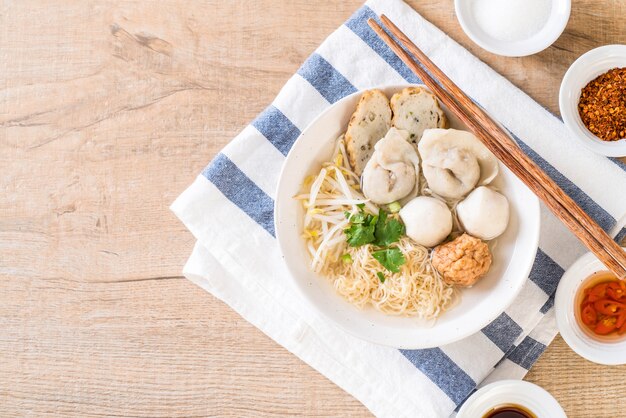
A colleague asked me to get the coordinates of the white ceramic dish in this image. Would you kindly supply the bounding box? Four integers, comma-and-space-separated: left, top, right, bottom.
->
454, 0, 571, 57
555, 249, 626, 365
457, 380, 566, 418
274, 84, 540, 349
559, 44, 626, 157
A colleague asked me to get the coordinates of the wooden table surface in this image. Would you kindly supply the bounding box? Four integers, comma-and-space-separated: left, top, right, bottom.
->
1, 1, 625, 416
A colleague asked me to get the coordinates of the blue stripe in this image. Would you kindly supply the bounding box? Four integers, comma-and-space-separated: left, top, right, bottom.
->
507, 132, 616, 233
400, 348, 476, 405
609, 157, 626, 172
540, 294, 555, 314
202, 154, 275, 237
252, 105, 301, 156
507, 336, 547, 370
529, 249, 565, 296
615, 227, 626, 244
345, 6, 421, 83
456, 389, 477, 413
297, 53, 357, 104
481, 312, 523, 353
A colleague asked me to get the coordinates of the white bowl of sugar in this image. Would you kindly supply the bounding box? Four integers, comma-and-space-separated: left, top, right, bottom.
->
455, 0, 571, 57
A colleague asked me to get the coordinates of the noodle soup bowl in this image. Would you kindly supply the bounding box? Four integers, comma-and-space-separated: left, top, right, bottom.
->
275, 84, 540, 349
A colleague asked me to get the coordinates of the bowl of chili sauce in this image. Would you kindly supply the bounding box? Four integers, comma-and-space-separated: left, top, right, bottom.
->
576, 271, 626, 339
559, 45, 626, 157
555, 249, 626, 365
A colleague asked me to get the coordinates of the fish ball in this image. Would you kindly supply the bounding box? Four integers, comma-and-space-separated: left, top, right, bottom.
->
400, 196, 452, 247
457, 186, 509, 240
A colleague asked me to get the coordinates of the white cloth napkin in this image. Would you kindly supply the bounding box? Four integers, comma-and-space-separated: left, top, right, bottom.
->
171, 0, 626, 416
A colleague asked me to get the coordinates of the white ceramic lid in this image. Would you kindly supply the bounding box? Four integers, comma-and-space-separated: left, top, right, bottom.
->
457, 380, 566, 418
555, 249, 626, 365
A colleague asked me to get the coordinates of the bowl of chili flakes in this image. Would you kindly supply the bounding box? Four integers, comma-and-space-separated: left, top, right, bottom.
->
559, 44, 626, 157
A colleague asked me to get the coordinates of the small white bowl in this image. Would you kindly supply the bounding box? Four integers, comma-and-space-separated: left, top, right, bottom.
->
454, 0, 571, 57
555, 249, 626, 365
559, 45, 626, 157
457, 380, 566, 418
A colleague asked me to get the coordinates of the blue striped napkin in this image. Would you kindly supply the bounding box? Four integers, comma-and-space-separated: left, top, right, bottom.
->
171, 0, 626, 416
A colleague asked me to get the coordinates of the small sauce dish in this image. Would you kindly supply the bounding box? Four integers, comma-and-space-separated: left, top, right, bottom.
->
457, 380, 566, 418
555, 249, 626, 365
454, 0, 571, 57
559, 45, 626, 157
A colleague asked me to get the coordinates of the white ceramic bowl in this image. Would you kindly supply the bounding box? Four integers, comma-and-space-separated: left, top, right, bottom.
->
559, 45, 626, 157
274, 84, 540, 349
454, 0, 571, 57
457, 380, 566, 418
555, 249, 626, 365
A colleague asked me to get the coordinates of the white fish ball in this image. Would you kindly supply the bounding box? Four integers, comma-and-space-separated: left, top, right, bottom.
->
457, 186, 509, 240
400, 196, 453, 247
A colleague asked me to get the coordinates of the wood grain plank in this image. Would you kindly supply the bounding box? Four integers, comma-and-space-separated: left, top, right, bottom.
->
0, 276, 368, 417
1, 0, 624, 417
527, 336, 626, 418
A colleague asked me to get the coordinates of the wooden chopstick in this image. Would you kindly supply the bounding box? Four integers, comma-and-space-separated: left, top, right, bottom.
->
367, 16, 626, 279
371, 15, 626, 278
372, 16, 626, 279
372, 16, 626, 277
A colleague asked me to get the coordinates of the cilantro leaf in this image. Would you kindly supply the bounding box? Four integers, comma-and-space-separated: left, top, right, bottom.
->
371, 247, 406, 273
344, 217, 376, 246
376, 272, 386, 283
344, 223, 375, 246
344, 206, 378, 247
345, 210, 367, 224
373, 209, 405, 246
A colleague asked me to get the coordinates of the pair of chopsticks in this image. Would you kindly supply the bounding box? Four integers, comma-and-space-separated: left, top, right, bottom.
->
368, 16, 626, 279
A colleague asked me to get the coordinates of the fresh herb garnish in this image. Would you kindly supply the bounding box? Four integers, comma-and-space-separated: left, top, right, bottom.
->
344, 210, 377, 247
344, 206, 378, 247
372, 247, 406, 273
344, 210, 367, 225
344, 207, 404, 248
341, 253, 353, 263
376, 272, 386, 283
373, 210, 404, 247
344, 207, 407, 272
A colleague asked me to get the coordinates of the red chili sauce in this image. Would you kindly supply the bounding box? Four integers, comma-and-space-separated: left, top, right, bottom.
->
576, 271, 626, 339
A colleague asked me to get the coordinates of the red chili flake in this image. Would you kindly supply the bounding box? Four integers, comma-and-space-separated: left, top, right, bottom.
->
578, 67, 626, 142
